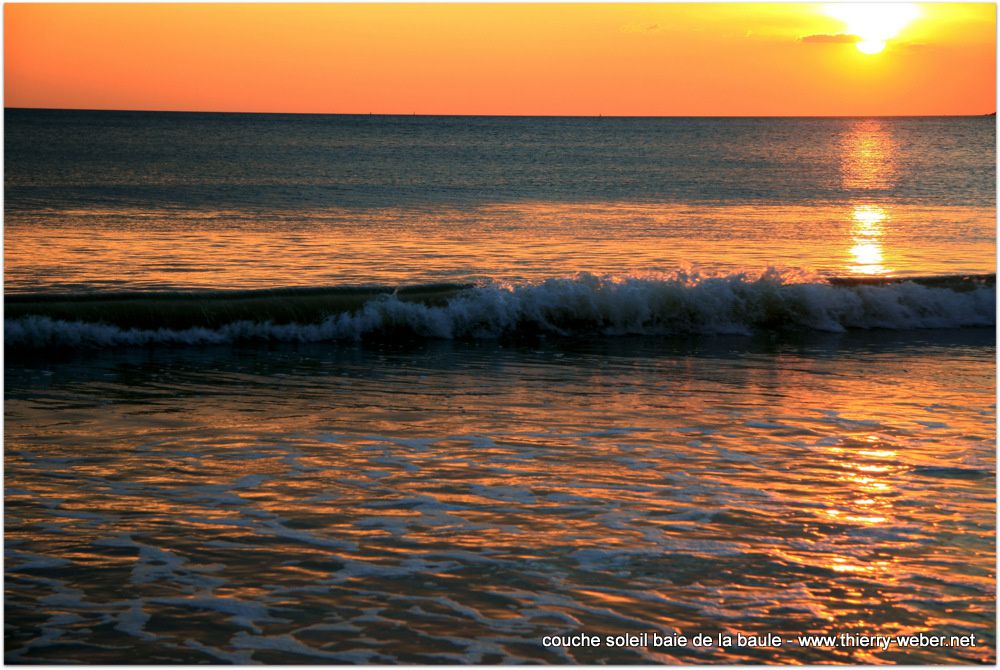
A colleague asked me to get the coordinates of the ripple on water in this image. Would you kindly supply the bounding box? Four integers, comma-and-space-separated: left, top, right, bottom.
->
4, 335, 995, 663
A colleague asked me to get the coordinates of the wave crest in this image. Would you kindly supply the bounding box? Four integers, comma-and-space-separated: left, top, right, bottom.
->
6, 272, 995, 349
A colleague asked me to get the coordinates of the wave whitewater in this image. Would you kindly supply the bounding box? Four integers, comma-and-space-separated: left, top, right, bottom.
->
6, 271, 995, 349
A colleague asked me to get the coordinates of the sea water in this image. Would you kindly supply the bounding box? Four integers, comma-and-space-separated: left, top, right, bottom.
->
4, 110, 996, 663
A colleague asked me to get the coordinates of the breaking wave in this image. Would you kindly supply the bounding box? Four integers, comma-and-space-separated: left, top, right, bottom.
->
6, 271, 995, 349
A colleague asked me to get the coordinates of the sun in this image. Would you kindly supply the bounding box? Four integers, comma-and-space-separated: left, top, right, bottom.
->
824, 3, 920, 55
856, 39, 886, 55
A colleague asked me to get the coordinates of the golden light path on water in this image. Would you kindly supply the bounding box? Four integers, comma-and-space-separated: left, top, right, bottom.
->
4, 197, 994, 292
6, 118, 991, 292
850, 205, 890, 275
840, 119, 894, 275
4, 112, 993, 297
5, 333, 995, 663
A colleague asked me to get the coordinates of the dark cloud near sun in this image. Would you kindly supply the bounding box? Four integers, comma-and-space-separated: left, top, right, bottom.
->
801, 33, 860, 44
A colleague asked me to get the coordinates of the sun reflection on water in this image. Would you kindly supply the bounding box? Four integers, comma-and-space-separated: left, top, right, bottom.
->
818, 434, 904, 575
848, 205, 892, 275
839, 118, 899, 277
841, 120, 897, 191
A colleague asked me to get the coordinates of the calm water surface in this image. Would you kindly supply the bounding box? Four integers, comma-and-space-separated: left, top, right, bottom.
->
4, 111, 995, 292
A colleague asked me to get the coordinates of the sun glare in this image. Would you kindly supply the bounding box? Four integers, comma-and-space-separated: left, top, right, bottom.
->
856, 39, 886, 55
824, 3, 920, 55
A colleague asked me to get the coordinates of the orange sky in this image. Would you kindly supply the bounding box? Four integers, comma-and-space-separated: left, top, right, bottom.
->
4, 3, 996, 116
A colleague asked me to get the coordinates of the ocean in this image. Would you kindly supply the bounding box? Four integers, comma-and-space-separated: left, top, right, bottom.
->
4, 109, 996, 663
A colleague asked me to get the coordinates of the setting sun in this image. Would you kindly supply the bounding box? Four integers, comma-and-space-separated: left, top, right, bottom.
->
824, 2, 921, 54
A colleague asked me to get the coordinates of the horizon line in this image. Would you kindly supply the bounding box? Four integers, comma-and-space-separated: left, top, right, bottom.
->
5, 106, 996, 119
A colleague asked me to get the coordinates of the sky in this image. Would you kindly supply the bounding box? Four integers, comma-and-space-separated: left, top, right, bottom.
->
4, 3, 996, 116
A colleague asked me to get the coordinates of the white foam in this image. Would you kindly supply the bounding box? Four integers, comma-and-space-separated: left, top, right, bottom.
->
7, 272, 995, 349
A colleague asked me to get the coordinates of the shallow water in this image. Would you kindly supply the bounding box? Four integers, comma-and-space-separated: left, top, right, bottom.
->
5, 332, 995, 663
